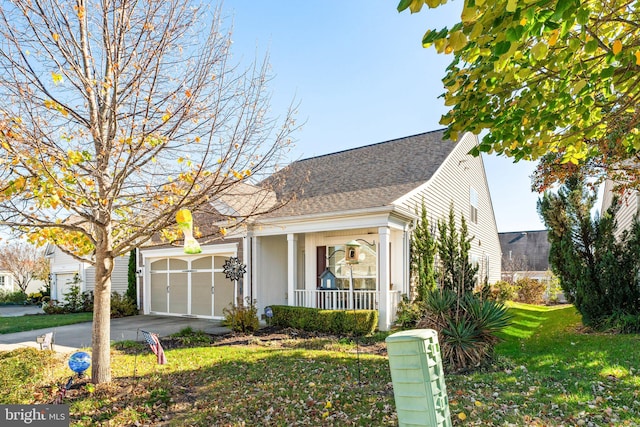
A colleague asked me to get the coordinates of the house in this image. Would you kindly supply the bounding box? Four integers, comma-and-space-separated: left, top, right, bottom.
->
139, 129, 502, 331
498, 230, 551, 283
601, 180, 640, 238
0, 270, 14, 293
45, 245, 130, 303
0, 271, 46, 295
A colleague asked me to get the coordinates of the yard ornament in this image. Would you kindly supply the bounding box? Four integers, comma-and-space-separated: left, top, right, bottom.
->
54, 351, 91, 404
176, 209, 201, 254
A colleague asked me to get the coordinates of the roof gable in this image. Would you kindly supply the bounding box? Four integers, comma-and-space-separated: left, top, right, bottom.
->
262, 129, 458, 217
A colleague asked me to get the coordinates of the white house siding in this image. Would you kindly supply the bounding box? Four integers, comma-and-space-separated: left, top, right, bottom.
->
50, 246, 130, 298
601, 180, 639, 239
395, 132, 502, 284
84, 254, 130, 295
255, 235, 288, 315
49, 248, 87, 302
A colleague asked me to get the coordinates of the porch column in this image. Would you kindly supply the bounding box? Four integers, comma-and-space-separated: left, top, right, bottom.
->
403, 224, 411, 296
251, 236, 258, 304
287, 234, 298, 306
243, 232, 252, 303
378, 227, 391, 331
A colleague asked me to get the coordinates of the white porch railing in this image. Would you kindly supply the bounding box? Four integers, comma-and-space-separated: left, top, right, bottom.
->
294, 289, 379, 310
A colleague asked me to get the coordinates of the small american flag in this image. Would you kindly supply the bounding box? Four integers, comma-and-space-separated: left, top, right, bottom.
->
141, 330, 167, 365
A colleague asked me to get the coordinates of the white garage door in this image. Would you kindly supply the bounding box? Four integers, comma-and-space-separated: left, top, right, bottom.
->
149, 255, 236, 318
54, 273, 78, 303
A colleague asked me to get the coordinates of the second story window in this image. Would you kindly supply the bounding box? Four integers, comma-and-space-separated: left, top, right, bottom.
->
470, 187, 479, 224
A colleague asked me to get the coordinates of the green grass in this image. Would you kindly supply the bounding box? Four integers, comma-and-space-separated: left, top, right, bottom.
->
0, 312, 93, 334
0, 304, 639, 426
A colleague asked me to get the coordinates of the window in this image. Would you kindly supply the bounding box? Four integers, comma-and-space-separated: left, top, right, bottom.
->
326, 243, 377, 290
0, 276, 4, 287
470, 187, 479, 224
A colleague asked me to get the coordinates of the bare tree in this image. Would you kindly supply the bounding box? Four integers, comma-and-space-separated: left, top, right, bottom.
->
501, 254, 530, 283
0, 0, 297, 383
0, 241, 48, 294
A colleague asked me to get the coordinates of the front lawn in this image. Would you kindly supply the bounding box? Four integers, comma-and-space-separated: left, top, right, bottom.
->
0, 312, 93, 334
0, 303, 638, 426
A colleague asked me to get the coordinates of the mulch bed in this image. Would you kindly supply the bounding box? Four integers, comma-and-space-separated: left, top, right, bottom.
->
156, 326, 387, 355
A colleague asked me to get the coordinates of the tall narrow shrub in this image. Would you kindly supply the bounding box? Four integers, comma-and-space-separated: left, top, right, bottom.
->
437, 204, 478, 294
411, 200, 437, 301
126, 249, 137, 304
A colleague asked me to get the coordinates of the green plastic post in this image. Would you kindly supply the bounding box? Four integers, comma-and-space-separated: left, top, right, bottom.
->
385, 329, 452, 427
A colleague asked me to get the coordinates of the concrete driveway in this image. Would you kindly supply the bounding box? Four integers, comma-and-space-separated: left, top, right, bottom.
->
0, 307, 230, 353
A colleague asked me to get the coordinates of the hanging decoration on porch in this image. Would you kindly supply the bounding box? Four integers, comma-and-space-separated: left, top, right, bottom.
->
223, 256, 246, 282
176, 209, 201, 254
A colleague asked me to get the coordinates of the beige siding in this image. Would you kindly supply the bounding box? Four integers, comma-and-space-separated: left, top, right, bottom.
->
602, 181, 639, 239
395, 132, 502, 284
51, 246, 129, 295
83, 254, 129, 295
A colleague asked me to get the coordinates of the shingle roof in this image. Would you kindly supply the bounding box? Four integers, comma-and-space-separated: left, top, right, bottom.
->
499, 230, 550, 271
261, 129, 458, 218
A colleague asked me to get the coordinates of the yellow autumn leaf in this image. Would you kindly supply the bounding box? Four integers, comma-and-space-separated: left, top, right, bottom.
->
409, 0, 425, 13
162, 113, 171, 122
635, 51, 640, 65
613, 39, 622, 55
449, 31, 468, 52
185, 89, 192, 97
177, 157, 184, 164
548, 29, 559, 47
68, 150, 83, 164
458, 412, 467, 420
52, 33, 59, 42
51, 72, 63, 85
220, 227, 227, 236
44, 99, 55, 109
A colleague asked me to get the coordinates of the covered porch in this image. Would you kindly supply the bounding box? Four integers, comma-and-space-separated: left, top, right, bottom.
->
250, 213, 414, 331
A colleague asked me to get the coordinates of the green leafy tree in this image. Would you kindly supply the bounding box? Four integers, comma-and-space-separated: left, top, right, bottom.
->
0, 0, 296, 384
437, 204, 478, 294
411, 200, 437, 301
538, 176, 640, 329
126, 249, 137, 304
398, 0, 640, 190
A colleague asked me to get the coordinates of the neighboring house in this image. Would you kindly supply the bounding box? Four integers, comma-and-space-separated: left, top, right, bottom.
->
0, 270, 14, 293
601, 180, 640, 238
45, 244, 129, 303
498, 230, 551, 283
0, 270, 46, 295
139, 129, 502, 331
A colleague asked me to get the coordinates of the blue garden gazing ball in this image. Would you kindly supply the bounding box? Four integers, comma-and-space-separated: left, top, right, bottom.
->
68, 351, 91, 374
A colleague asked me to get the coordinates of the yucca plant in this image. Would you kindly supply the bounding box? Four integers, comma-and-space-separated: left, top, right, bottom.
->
441, 315, 488, 370
462, 293, 513, 346
417, 289, 511, 372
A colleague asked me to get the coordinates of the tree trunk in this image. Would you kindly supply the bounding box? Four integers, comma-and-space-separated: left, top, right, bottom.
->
92, 243, 114, 384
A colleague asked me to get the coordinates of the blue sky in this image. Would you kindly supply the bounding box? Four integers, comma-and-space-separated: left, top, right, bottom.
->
224, 1, 546, 232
